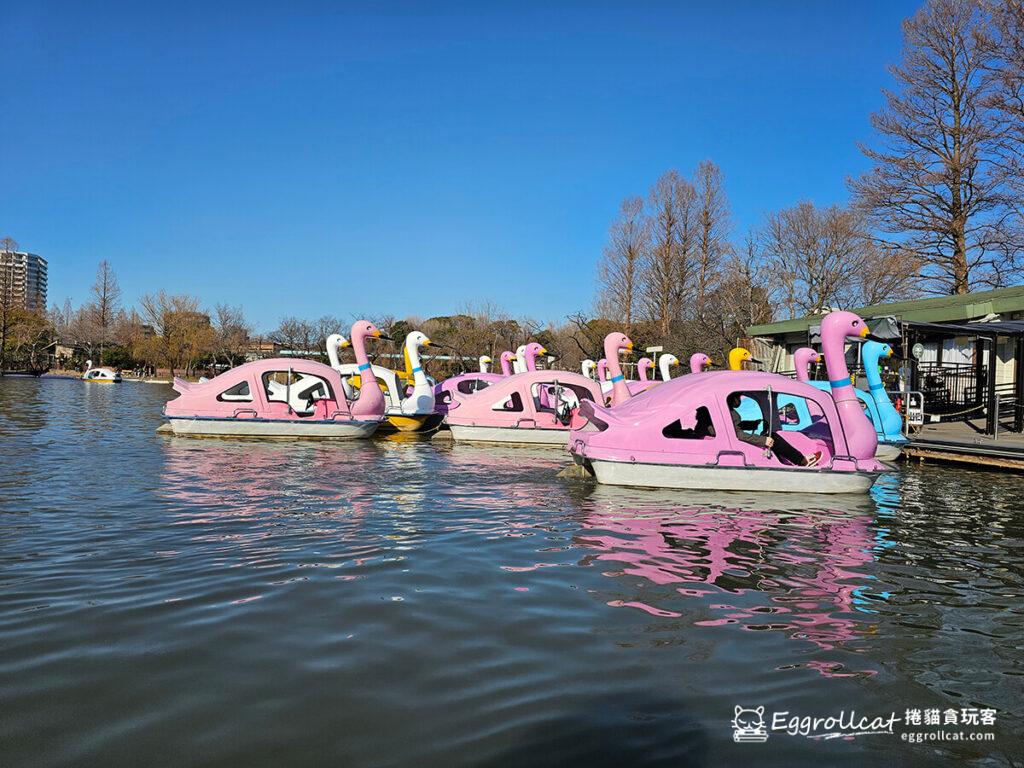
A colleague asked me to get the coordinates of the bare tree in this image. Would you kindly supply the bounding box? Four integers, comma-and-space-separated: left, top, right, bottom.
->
761, 202, 875, 316
596, 196, 647, 333
693, 160, 732, 321
853, 240, 925, 306
980, 0, 1024, 278
311, 314, 344, 358
270, 317, 316, 353
137, 292, 214, 376
88, 260, 121, 364
642, 170, 696, 336
851, 0, 1012, 294
212, 304, 252, 367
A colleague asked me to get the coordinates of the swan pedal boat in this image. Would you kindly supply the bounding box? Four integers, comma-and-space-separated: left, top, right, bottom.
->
433, 349, 523, 417
329, 331, 443, 433
569, 372, 884, 494
788, 344, 907, 462
163, 358, 384, 438
445, 370, 604, 446
161, 314, 396, 441
570, 312, 887, 494
82, 360, 121, 383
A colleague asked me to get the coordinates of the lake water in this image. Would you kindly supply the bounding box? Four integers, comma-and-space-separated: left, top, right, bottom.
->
1, 377, 1021, 767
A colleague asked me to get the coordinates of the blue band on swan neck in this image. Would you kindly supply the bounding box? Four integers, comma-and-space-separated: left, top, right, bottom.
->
358, 363, 371, 371
869, 383, 886, 392
829, 377, 851, 389
610, 374, 624, 382
411, 366, 422, 374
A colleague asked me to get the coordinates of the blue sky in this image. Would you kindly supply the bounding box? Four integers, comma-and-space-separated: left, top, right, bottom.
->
1, 1, 920, 331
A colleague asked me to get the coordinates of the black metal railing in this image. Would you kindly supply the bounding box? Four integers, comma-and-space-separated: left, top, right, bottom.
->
913, 362, 986, 420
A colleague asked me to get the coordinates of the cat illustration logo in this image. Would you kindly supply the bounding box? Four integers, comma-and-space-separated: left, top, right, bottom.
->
732, 706, 769, 743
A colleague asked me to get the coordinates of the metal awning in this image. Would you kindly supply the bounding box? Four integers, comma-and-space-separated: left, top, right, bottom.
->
903, 320, 1024, 338
807, 315, 903, 344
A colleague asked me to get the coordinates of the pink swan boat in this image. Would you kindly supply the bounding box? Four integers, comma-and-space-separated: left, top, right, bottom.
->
445, 369, 604, 445
626, 357, 655, 396
603, 332, 634, 406
499, 351, 515, 376
658, 354, 680, 380
163, 320, 388, 439
689, 353, 713, 374
567, 311, 884, 494
595, 358, 612, 395
434, 346, 541, 415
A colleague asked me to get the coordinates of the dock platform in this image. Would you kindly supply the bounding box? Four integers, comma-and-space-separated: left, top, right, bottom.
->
905, 418, 1024, 470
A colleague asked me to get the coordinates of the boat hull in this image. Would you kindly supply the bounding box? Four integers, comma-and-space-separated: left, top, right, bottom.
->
580, 456, 877, 494
386, 412, 445, 433
875, 442, 903, 462
165, 416, 380, 439
448, 424, 570, 446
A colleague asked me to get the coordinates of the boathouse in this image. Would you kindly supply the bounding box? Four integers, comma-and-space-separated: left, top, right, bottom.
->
746, 286, 1024, 467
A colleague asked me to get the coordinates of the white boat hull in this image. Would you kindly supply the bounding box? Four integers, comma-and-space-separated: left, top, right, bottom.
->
875, 443, 903, 462
166, 417, 380, 440
448, 424, 570, 446
582, 457, 877, 494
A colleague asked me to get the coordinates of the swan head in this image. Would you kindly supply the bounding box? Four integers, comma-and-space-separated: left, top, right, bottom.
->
352, 320, 389, 342
861, 339, 894, 367
327, 333, 350, 350
406, 331, 431, 348
604, 332, 634, 357
689, 353, 712, 372
728, 347, 762, 370
822, 311, 871, 343
793, 347, 820, 367
524, 342, 547, 360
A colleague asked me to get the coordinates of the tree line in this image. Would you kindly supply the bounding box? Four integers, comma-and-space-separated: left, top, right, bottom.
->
595, 0, 1024, 359
8, 0, 1024, 378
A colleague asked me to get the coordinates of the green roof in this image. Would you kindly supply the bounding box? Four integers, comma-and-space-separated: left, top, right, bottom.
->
747, 284, 1024, 338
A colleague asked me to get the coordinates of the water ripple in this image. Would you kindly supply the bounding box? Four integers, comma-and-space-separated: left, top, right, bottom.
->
0, 378, 1021, 767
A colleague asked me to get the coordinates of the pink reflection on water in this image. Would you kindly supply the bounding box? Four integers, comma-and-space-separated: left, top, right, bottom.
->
578, 492, 883, 675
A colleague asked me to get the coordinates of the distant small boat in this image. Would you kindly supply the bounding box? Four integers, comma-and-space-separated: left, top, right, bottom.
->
82, 360, 122, 383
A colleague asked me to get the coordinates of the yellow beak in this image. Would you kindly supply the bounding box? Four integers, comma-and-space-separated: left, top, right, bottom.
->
423, 339, 432, 347
341, 339, 351, 348
539, 347, 547, 354
859, 326, 870, 338
887, 348, 893, 357
373, 330, 382, 338
816, 354, 822, 363
626, 343, 634, 352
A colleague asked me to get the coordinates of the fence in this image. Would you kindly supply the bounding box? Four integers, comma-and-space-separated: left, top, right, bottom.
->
913, 362, 986, 421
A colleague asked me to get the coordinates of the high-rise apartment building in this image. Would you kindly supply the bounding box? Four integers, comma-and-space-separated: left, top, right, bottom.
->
0, 250, 48, 310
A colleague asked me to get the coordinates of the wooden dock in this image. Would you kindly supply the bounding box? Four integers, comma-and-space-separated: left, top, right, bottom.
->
904, 419, 1024, 470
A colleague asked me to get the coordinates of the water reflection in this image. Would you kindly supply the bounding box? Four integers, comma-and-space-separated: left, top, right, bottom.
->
3, 379, 1023, 767
574, 486, 888, 675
